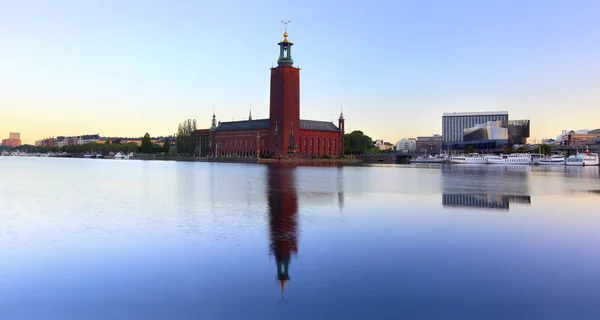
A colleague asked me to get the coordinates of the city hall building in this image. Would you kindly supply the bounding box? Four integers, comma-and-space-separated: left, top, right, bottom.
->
196, 29, 345, 158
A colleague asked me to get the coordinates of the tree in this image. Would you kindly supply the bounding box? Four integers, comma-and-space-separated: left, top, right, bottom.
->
540, 144, 551, 155
465, 145, 474, 154
141, 133, 153, 153
163, 137, 171, 154
344, 130, 378, 155
176, 119, 197, 155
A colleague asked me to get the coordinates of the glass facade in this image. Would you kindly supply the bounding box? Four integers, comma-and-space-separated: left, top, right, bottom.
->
442, 112, 509, 143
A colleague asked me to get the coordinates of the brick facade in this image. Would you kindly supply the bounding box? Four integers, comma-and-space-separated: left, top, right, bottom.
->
196, 31, 345, 158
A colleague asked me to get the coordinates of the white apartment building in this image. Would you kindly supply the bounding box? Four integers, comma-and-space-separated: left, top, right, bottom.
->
395, 139, 416, 153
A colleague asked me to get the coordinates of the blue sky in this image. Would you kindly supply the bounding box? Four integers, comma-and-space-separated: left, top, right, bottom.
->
1, 0, 599, 144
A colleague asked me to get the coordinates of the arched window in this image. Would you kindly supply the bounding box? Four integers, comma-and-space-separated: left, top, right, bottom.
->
304, 137, 308, 154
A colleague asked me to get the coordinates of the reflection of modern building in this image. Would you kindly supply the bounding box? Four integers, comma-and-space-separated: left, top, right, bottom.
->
267, 164, 298, 297
443, 194, 531, 210
441, 165, 531, 210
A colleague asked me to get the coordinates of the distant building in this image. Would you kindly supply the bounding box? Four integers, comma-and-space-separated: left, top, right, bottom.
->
374, 139, 394, 151
2, 132, 21, 147
395, 138, 416, 153
442, 111, 529, 149
507, 120, 530, 145
557, 130, 600, 148
542, 138, 556, 145
79, 134, 100, 145
464, 121, 508, 141
416, 135, 443, 154
442, 111, 509, 144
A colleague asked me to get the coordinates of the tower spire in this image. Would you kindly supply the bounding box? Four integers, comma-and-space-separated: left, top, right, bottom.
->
339, 105, 344, 120
281, 20, 291, 42
249, 105, 253, 121
277, 20, 294, 67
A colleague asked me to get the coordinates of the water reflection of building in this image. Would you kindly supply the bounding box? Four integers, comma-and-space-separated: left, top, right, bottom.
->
267, 164, 298, 297
443, 194, 531, 210
441, 165, 531, 210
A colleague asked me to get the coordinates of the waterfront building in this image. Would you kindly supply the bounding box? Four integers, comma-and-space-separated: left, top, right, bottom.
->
442, 111, 509, 144
395, 138, 416, 153
374, 139, 394, 151
2, 132, 22, 147
507, 120, 530, 145
79, 134, 100, 145
442, 111, 529, 150
556, 129, 600, 148
416, 135, 443, 154
195, 28, 345, 158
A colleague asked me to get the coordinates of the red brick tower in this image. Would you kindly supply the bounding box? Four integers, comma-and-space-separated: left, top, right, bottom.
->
269, 23, 300, 157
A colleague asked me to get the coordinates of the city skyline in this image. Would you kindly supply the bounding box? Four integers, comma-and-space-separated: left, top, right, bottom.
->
2, 1, 599, 145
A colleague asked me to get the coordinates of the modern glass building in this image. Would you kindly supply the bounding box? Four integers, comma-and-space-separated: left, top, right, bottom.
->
442, 111, 509, 144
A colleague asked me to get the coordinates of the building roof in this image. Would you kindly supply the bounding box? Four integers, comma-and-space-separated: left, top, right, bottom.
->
212, 119, 339, 132
589, 129, 600, 134
216, 119, 270, 131
300, 120, 339, 132
443, 111, 508, 117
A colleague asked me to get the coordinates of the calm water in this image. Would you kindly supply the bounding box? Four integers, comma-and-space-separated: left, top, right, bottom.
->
1, 157, 600, 319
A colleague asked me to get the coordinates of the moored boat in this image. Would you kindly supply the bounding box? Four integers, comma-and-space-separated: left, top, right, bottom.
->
535, 154, 565, 165
450, 153, 487, 164
486, 153, 532, 165
566, 149, 599, 166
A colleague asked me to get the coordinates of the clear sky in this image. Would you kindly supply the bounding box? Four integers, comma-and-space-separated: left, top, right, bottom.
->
1, 0, 599, 144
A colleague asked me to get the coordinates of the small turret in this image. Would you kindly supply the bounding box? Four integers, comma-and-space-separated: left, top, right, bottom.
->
210, 111, 217, 131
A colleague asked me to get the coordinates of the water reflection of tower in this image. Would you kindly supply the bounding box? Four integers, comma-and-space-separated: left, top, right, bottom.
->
267, 164, 298, 298
337, 164, 344, 211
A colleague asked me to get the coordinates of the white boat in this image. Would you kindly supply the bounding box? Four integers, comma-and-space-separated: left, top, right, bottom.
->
566, 150, 600, 166
114, 152, 125, 159
83, 153, 94, 158
486, 153, 532, 165
535, 154, 565, 165
96, 154, 104, 158
412, 154, 447, 163
450, 153, 487, 164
